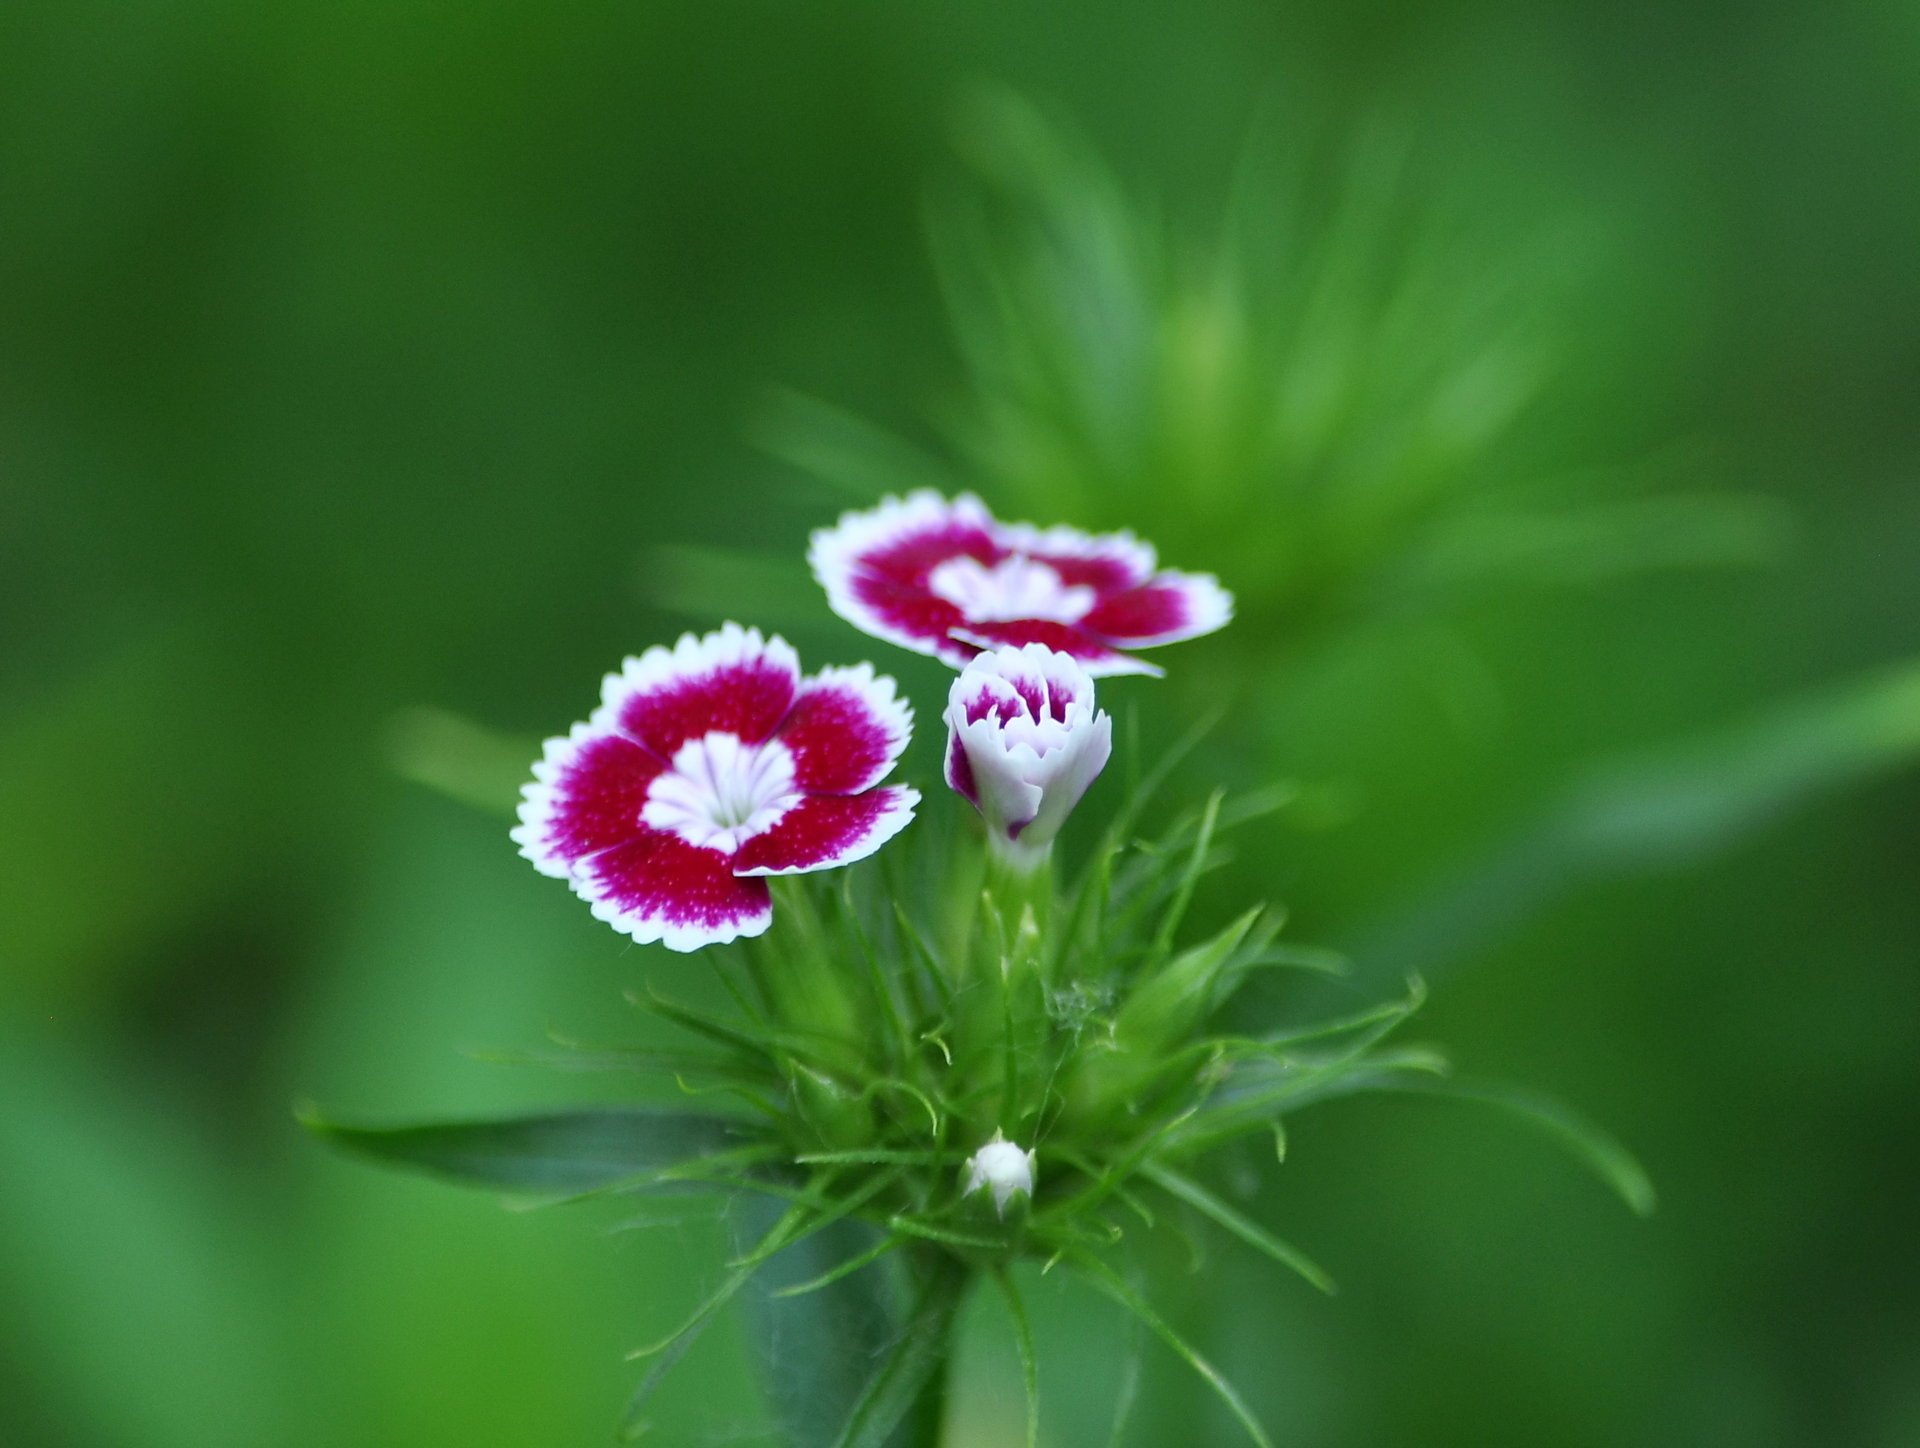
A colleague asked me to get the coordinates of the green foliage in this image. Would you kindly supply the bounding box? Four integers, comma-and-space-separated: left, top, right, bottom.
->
297, 1106, 747, 1194
311, 759, 1649, 1445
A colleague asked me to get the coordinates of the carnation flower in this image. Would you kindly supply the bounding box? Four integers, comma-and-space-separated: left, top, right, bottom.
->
513, 623, 918, 951
809, 490, 1232, 676
945, 644, 1112, 871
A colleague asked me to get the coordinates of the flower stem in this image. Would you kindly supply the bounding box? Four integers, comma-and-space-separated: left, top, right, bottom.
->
894, 1249, 966, 1448
897, 1352, 950, 1448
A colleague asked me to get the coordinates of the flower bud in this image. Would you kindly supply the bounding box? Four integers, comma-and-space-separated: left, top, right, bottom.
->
944, 644, 1113, 872
962, 1131, 1037, 1218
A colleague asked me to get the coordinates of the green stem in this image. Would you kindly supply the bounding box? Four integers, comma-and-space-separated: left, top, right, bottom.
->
893, 1249, 965, 1448
896, 1350, 950, 1448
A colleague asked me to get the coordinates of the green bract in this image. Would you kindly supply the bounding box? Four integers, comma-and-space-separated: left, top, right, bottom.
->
307, 718, 1650, 1448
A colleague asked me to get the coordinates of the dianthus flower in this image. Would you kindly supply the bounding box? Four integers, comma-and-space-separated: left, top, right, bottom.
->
808, 490, 1232, 676
513, 624, 918, 951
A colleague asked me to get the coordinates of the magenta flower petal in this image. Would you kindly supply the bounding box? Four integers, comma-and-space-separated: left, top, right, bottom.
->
810, 492, 998, 661
515, 624, 919, 952
1080, 571, 1235, 647
996, 520, 1157, 594
775, 664, 913, 795
810, 491, 1231, 676
601, 622, 800, 758
733, 785, 920, 876
575, 830, 773, 950
950, 621, 1165, 678
512, 726, 667, 880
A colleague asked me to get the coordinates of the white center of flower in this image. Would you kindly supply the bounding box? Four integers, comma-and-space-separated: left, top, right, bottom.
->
643, 731, 799, 854
927, 553, 1095, 624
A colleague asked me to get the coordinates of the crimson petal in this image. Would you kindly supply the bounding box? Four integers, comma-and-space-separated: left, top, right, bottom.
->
949, 621, 1164, 678
602, 624, 800, 758
733, 786, 920, 876
777, 664, 912, 794
513, 727, 665, 878
574, 829, 773, 951
1080, 572, 1233, 648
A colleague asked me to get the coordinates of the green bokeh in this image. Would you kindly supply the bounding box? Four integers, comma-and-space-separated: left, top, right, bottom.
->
3, 2, 1916, 1445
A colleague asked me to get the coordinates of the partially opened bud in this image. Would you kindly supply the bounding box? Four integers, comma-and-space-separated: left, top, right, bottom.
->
962, 1131, 1037, 1218
944, 645, 1113, 872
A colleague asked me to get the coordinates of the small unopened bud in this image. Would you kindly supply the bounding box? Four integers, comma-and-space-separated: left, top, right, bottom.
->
944, 645, 1112, 873
962, 1131, 1037, 1218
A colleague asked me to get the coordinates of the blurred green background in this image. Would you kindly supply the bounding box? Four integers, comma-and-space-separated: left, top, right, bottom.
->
4, 1, 1917, 1445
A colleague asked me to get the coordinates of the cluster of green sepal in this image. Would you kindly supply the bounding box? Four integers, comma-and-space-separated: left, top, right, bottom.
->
306, 721, 1651, 1448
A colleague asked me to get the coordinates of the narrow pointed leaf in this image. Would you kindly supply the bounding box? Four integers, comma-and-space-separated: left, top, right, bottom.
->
1070, 1252, 1274, 1448
1371, 1076, 1656, 1216
299, 1106, 744, 1194
1141, 1163, 1336, 1294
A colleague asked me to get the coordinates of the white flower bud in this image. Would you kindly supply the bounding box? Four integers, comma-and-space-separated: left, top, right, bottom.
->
943, 644, 1113, 872
962, 1131, 1037, 1218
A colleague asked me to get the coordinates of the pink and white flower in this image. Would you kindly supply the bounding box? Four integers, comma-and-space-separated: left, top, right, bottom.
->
808, 491, 1232, 677
945, 644, 1112, 871
513, 624, 918, 952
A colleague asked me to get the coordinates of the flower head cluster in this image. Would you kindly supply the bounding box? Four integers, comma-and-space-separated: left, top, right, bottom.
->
515, 497, 1227, 947
313, 491, 1643, 1448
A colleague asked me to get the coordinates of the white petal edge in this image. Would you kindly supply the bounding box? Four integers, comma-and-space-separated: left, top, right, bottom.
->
580, 874, 775, 953
734, 784, 923, 877
995, 518, 1158, 585
807, 490, 994, 660
1093, 570, 1236, 648
792, 661, 915, 791
589, 621, 802, 737
511, 720, 618, 880
948, 628, 1165, 679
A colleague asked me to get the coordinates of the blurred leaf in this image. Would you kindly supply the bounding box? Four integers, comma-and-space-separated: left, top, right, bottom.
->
1360, 655, 1920, 980
300, 1106, 745, 1194
1070, 1251, 1273, 1448
832, 1254, 968, 1448
1401, 492, 1793, 594
1348, 1076, 1657, 1217
635, 544, 825, 633
386, 706, 535, 818
751, 390, 963, 502
736, 1194, 906, 1448
992, 1268, 1041, 1448
0, 1038, 289, 1448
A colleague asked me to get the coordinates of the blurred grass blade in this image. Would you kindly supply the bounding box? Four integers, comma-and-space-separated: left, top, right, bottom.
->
635, 543, 824, 631
621, 1201, 812, 1439
1361, 1076, 1655, 1216
298, 1106, 744, 1194
385, 706, 534, 818
751, 389, 963, 500
1406, 492, 1792, 593
1360, 656, 1920, 982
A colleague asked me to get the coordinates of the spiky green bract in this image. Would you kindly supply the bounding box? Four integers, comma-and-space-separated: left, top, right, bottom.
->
306, 771, 1649, 1446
